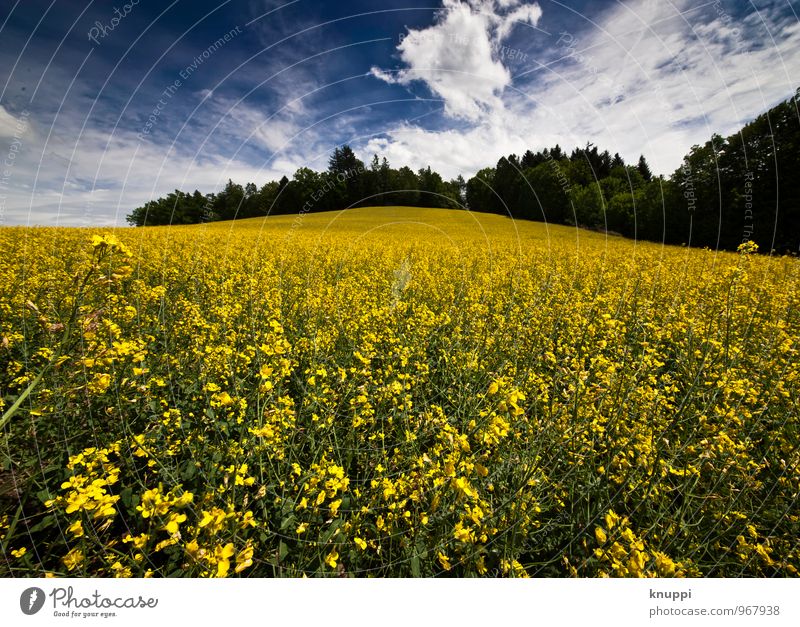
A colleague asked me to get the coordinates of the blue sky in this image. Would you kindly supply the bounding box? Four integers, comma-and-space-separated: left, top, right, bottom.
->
0, 0, 798, 225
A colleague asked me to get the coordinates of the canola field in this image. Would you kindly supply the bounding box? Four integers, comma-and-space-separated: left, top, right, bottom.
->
1, 206, 798, 577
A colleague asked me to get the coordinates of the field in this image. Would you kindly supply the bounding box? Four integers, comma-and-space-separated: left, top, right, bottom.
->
1, 206, 798, 577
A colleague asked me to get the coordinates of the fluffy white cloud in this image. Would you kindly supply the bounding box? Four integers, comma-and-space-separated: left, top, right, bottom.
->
371, 0, 541, 121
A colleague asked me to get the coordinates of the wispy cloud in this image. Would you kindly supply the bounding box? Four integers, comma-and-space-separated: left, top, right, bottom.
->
0, 118, 282, 226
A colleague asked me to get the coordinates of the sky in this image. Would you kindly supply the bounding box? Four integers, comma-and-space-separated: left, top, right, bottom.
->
0, 0, 798, 226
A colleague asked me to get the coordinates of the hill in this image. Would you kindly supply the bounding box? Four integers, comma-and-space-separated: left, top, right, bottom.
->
186, 205, 650, 251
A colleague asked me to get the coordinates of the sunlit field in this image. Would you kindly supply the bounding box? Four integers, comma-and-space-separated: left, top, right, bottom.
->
1, 207, 798, 577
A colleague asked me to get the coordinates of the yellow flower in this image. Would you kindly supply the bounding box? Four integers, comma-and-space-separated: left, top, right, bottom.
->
500, 559, 529, 578
67, 520, 84, 538
653, 551, 676, 576
91, 233, 133, 257
88, 373, 112, 395
621, 528, 636, 544
123, 533, 149, 549
110, 561, 132, 578
198, 508, 227, 532
628, 550, 647, 575
453, 522, 475, 543
163, 513, 187, 535
10, 205, 800, 578
62, 548, 84, 571
452, 476, 477, 499
213, 391, 234, 407
325, 549, 339, 569
755, 544, 774, 566
155, 537, 178, 552
174, 492, 194, 507
185, 540, 201, 560
215, 543, 235, 578
235, 545, 255, 574
605, 511, 620, 530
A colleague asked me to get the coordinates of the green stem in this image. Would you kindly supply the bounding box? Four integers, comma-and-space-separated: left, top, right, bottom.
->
0, 367, 48, 432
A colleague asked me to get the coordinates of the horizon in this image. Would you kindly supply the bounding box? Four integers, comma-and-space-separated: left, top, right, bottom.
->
1, 0, 799, 226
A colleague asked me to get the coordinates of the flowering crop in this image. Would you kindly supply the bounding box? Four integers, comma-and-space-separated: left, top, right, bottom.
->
1, 207, 798, 577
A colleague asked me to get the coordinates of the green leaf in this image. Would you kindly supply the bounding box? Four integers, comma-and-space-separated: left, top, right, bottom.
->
321, 518, 342, 544
410, 553, 421, 577
28, 515, 57, 533
120, 487, 133, 509
181, 460, 196, 481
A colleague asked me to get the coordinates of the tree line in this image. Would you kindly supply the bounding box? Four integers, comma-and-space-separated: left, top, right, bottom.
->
126, 146, 466, 227
128, 90, 800, 253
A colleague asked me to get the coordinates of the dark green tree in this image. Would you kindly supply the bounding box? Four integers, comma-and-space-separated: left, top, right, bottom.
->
637, 155, 653, 182
466, 167, 497, 213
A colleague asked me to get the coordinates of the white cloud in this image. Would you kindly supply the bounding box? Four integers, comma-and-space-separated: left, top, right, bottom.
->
0, 62, 328, 225
371, 0, 542, 121
0, 105, 28, 139
0, 120, 293, 227
494, 3, 543, 41
366, 0, 800, 179
205, 95, 311, 154
254, 118, 302, 152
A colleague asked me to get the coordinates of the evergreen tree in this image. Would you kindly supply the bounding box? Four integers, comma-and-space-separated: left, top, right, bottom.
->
328, 145, 362, 175
637, 155, 653, 182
